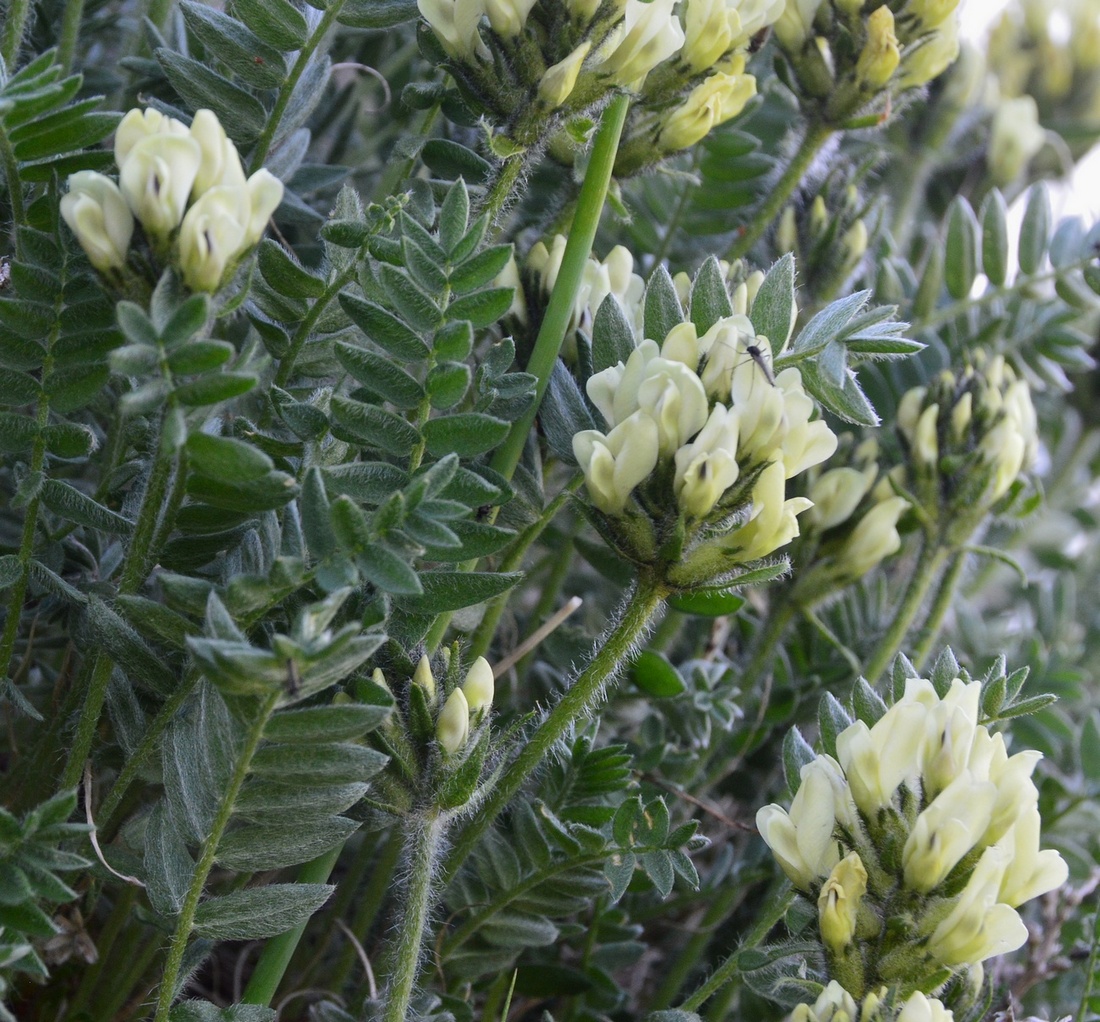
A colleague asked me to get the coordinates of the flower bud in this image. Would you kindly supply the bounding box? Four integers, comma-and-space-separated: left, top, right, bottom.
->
573, 410, 661, 515
913, 403, 940, 466
907, 0, 960, 32
657, 71, 758, 152
119, 134, 202, 243
785, 981, 858, 1022
61, 172, 134, 272
437, 687, 470, 754
189, 109, 246, 196
818, 852, 867, 953
461, 656, 495, 718
371, 667, 392, 694
539, 41, 592, 107
413, 654, 437, 703
855, 6, 900, 90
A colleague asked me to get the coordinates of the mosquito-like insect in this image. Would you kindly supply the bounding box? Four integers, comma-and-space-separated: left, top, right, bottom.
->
700, 334, 777, 400
744, 343, 776, 387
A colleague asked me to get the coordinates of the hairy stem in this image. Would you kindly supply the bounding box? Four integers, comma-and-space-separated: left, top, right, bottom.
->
911, 549, 965, 670
153, 691, 280, 1022
480, 154, 527, 229
241, 844, 344, 1006
725, 121, 833, 263
0, 125, 25, 250
488, 91, 630, 483
466, 477, 581, 662
60, 415, 178, 790
0, 0, 30, 71
440, 572, 666, 884
379, 812, 446, 1022
56, 0, 84, 73
275, 264, 355, 387
248, 0, 346, 173
679, 883, 795, 1013
862, 536, 950, 684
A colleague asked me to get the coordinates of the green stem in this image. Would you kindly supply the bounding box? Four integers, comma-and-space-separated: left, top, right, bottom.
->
56, 0, 84, 73
153, 691, 280, 1022
0, 437, 46, 691
440, 572, 666, 885
327, 825, 403, 990
488, 91, 630, 484
99, 671, 202, 835
466, 477, 581, 662
275, 264, 355, 387
248, 0, 346, 174
910, 549, 965, 670
68, 887, 137, 1016
480, 154, 527, 228
725, 121, 833, 262
647, 883, 745, 1011
678, 883, 794, 1013
917, 253, 1097, 332
379, 812, 446, 1022
650, 149, 700, 272
0, 125, 25, 251
0, 0, 30, 71
702, 600, 794, 790
90, 930, 161, 1022
241, 844, 344, 1006
861, 537, 950, 684
60, 416, 178, 790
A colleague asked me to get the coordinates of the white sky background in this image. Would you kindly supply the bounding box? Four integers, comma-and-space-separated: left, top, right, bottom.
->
960, 0, 1100, 221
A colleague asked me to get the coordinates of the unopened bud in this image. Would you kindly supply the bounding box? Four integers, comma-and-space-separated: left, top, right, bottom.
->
437, 687, 470, 754
818, 852, 867, 953
855, 6, 900, 90
461, 656, 495, 718
413, 654, 437, 703
539, 41, 591, 107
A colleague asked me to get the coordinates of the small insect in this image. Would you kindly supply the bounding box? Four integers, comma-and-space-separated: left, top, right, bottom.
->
744, 343, 776, 387
476, 503, 493, 521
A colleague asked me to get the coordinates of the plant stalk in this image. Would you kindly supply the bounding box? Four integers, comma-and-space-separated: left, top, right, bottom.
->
725, 121, 833, 262
56, 0, 84, 73
488, 91, 630, 484
248, 0, 347, 173
0, 0, 31, 71
379, 812, 446, 1022
152, 691, 280, 1022
440, 572, 666, 885
241, 844, 345, 1006
911, 549, 965, 670
678, 883, 794, 1013
861, 536, 950, 684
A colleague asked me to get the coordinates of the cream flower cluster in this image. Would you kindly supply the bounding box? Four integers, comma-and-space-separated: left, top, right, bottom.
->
788, 982, 954, 1022
417, 0, 774, 158
757, 675, 1068, 973
897, 355, 1038, 511
572, 305, 837, 572
774, 0, 962, 115
60, 108, 283, 293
